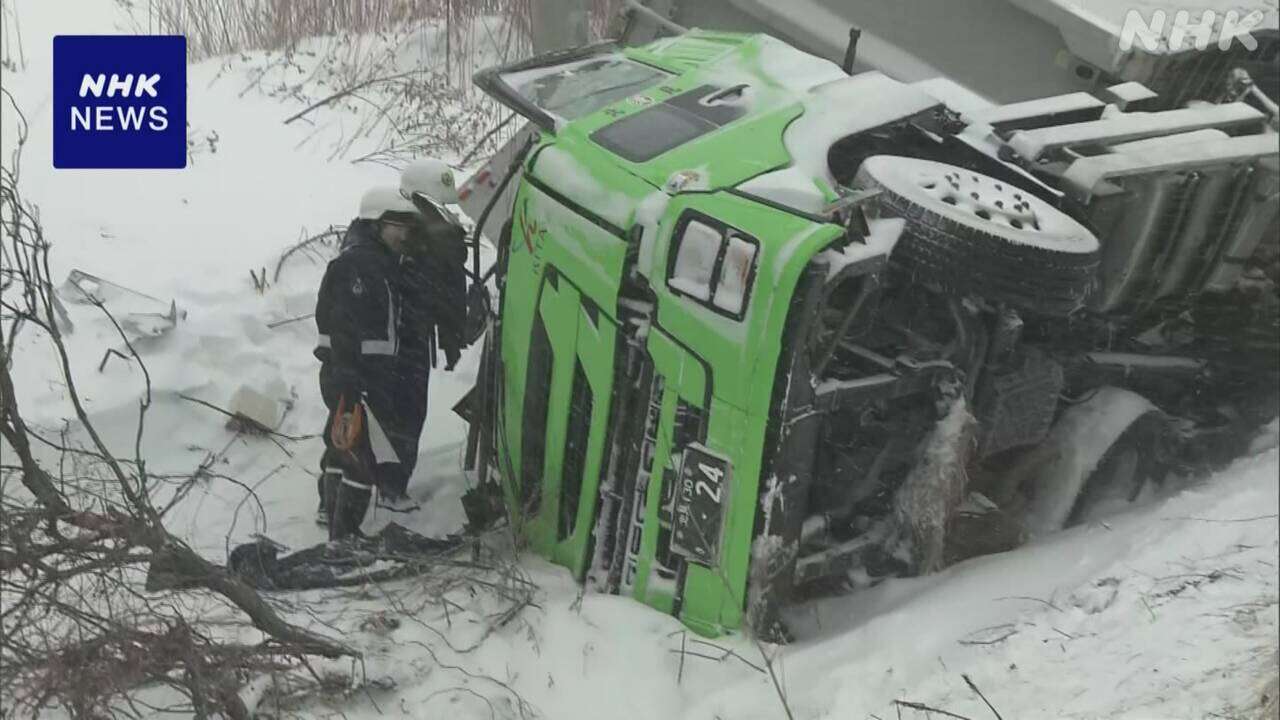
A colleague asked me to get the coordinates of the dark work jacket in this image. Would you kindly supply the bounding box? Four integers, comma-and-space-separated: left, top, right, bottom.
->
314, 220, 408, 415
402, 207, 468, 370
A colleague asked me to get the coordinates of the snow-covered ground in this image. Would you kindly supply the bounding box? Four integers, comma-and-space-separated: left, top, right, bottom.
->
3, 2, 1277, 718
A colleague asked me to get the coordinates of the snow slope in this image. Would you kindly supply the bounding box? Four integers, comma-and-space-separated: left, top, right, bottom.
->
3, 3, 1277, 718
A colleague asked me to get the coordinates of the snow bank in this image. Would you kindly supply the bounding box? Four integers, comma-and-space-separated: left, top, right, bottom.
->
754, 447, 1279, 720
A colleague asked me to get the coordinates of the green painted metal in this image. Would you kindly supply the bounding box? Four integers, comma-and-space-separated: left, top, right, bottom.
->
489, 31, 847, 636
548, 32, 807, 194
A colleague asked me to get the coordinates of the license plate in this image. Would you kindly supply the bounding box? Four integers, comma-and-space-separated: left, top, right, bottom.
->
670, 443, 730, 567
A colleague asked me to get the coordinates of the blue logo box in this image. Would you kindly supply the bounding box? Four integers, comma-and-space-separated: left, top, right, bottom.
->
53, 35, 187, 169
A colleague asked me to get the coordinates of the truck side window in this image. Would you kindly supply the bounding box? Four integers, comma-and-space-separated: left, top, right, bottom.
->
669, 219, 721, 300
667, 211, 759, 319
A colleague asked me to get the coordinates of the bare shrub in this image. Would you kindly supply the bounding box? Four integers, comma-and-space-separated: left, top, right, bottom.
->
0, 89, 355, 719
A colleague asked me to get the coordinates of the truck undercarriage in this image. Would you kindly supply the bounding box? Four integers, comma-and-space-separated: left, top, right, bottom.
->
742, 95, 1280, 636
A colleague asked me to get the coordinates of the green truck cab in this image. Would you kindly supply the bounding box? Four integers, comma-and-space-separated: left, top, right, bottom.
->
459, 31, 1280, 639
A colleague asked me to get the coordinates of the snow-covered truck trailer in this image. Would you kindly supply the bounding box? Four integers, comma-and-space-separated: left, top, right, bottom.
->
454, 12, 1279, 639
623, 0, 1279, 108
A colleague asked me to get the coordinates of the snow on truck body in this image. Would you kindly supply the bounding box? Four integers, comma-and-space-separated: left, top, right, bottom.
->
461, 30, 1280, 639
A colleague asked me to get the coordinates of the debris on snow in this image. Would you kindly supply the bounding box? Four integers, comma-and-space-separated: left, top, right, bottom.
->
1069, 577, 1121, 614
60, 268, 184, 340
228, 383, 287, 431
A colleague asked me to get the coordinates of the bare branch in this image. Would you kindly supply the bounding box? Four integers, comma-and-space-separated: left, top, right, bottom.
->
282, 71, 418, 125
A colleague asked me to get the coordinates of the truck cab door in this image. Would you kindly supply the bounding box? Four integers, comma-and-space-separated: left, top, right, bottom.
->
630, 190, 844, 634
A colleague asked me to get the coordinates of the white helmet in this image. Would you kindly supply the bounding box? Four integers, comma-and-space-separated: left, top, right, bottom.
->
399, 157, 459, 207
357, 186, 418, 222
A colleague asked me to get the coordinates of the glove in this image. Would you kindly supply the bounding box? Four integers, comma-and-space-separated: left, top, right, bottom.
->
445, 346, 461, 371
329, 394, 365, 451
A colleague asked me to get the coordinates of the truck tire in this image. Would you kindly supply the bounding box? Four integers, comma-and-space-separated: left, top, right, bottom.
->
1066, 411, 1170, 527
1019, 387, 1163, 534
855, 156, 1100, 316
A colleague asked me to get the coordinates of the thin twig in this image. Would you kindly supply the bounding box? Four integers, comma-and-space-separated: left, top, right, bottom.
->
1169, 514, 1278, 523
893, 699, 974, 720
177, 393, 312, 441
962, 674, 1003, 720
958, 624, 1019, 646
273, 227, 345, 282
266, 313, 315, 329
282, 71, 417, 124
1140, 595, 1157, 621
687, 638, 766, 673
458, 112, 517, 167
677, 631, 687, 685
994, 595, 1060, 612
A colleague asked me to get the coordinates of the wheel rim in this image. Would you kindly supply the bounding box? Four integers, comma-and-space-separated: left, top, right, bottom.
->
859, 156, 1100, 254
915, 168, 1042, 231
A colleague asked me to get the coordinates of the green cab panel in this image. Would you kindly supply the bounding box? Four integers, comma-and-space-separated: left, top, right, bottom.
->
497, 157, 632, 576
643, 191, 842, 634
484, 31, 849, 638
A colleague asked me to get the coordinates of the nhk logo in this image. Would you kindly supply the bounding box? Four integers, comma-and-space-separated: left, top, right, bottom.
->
73, 74, 169, 131
1118, 8, 1269, 53
53, 36, 186, 169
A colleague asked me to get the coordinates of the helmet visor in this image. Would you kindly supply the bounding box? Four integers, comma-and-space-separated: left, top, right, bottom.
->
408, 191, 460, 226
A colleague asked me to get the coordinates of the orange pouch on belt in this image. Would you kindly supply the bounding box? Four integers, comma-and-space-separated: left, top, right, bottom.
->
330, 395, 365, 451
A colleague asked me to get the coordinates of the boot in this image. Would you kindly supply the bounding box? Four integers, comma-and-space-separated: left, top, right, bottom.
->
376, 490, 421, 513
329, 477, 372, 541
322, 471, 340, 528
316, 471, 337, 526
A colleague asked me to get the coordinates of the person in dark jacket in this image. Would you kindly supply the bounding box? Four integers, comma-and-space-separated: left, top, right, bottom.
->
377, 158, 469, 502
398, 157, 468, 373
377, 159, 469, 503
315, 165, 470, 540
314, 186, 425, 539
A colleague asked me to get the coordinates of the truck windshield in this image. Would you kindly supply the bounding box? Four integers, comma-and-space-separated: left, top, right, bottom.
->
501, 55, 668, 122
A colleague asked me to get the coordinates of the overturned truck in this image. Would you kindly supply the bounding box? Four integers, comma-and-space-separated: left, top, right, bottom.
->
455, 31, 1279, 639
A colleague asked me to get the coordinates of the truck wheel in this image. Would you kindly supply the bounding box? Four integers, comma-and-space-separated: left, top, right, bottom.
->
1066, 412, 1170, 527
854, 156, 1100, 316
1018, 387, 1165, 534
